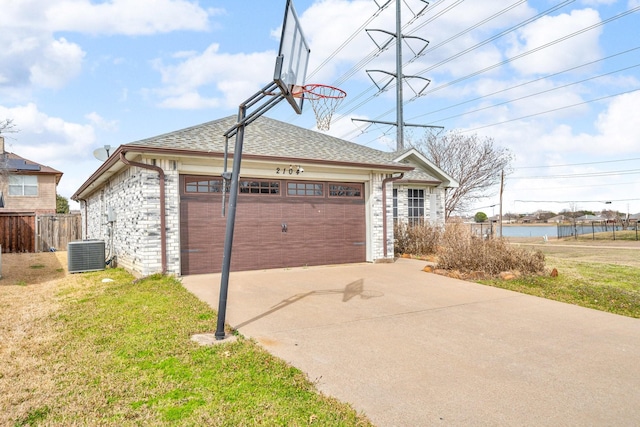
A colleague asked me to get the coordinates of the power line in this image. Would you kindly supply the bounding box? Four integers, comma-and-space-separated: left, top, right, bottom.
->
511, 167, 640, 180
422, 64, 640, 125
460, 87, 640, 133
366, 4, 639, 129
515, 157, 640, 170
407, 46, 640, 121
342, 46, 640, 141
515, 198, 640, 203
366, 0, 578, 122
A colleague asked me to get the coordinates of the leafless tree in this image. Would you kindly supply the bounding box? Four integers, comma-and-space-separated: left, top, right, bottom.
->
1, 119, 18, 186
409, 130, 513, 219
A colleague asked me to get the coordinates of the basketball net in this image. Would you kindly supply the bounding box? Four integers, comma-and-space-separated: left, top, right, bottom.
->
293, 84, 346, 131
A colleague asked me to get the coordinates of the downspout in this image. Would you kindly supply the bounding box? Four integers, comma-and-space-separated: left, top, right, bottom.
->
120, 152, 167, 274
77, 198, 88, 239
381, 173, 404, 258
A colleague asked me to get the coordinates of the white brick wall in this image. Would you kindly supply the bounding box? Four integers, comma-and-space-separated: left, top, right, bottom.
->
394, 184, 446, 226
81, 159, 180, 277
370, 173, 385, 261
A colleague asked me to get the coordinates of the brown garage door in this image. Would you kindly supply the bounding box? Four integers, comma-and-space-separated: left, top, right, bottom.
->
180, 176, 366, 275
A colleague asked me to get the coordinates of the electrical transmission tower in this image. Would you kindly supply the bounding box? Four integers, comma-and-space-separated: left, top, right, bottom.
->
353, 0, 442, 151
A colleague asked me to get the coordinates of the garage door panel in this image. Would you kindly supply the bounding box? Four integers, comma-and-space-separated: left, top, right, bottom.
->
259, 202, 283, 220
181, 176, 366, 275
304, 203, 325, 219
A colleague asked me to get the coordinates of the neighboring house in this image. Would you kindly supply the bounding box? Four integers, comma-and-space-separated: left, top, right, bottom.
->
520, 215, 538, 223
72, 116, 458, 277
575, 214, 605, 223
0, 137, 62, 214
547, 215, 565, 223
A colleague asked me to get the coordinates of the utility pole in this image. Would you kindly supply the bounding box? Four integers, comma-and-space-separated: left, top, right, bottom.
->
395, 0, 404, 150
499, 169, 504, 238
352, 0, 439, 151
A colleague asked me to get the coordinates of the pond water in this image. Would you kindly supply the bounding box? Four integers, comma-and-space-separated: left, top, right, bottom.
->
500, 225, 557, 238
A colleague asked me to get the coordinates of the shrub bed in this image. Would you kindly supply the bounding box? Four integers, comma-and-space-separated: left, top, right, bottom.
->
395, 222, 545, 276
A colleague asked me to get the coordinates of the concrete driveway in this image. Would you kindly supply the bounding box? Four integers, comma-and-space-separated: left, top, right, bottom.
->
182, 258, 640, 426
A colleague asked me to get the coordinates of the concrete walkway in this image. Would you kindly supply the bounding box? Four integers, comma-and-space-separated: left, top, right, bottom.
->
182, 259, 640, 426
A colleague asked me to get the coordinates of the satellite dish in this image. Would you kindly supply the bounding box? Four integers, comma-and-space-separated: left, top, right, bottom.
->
93, 145, 111, 162
93, 148, 108, 161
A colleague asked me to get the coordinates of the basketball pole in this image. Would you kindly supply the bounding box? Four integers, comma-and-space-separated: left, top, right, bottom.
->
215, 108, 245, 340
215, 81, 288, 340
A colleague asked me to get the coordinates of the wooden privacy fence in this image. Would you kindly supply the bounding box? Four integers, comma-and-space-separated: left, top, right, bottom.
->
0, 213, 82, 253
0, 214, 36, 253
36, 214, 82, 252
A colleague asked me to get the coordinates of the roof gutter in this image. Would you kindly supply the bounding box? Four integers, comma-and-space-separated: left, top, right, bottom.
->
382, 173, 404, 258
119, 151, 167, 274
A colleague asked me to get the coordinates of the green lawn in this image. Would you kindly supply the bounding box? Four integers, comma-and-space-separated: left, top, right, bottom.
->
479, 257, 640, 318
17, 269, 371, 426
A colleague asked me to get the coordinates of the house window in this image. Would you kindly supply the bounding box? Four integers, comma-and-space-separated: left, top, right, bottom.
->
239, 180, 280, 195
408, 188, 424, 225
8, 175, 38, 196
393, 188, 398, 222
287, 182, 324, 197
329, 183, 362, 198
185, 177, 224, 193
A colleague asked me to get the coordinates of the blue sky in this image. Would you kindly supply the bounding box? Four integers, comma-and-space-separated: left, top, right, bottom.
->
1, 0, 639, 215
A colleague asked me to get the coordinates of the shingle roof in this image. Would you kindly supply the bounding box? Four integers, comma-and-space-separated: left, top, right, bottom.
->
1, 152, 62, 176
125, 115, 405, 168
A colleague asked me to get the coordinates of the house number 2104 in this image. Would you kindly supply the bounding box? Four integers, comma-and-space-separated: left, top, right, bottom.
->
276, 167, 302, 175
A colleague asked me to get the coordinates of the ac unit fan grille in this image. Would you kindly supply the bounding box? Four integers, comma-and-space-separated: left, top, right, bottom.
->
68, 240, 105, 273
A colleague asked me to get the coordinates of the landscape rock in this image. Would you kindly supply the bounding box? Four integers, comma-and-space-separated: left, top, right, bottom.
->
499, 271, 517, 280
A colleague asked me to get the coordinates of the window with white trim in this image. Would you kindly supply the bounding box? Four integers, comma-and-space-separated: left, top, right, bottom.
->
408, 188, 424, 225
393, 188, 398, 222
8, 175, 38, 196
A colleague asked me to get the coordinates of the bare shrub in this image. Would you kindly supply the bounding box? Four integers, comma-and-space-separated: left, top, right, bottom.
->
394, 222, 441, 256
436, 223, 545, 275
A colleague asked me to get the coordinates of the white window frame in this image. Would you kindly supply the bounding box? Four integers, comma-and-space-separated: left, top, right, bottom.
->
8, 175, 38, 196
407, 188, 424, 226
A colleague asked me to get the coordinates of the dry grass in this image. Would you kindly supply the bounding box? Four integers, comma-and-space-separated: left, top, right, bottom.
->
510, 239, 640, 269
395, 222, 546, 276
437, 223, 546, 275
0, 253, 372, 426
394, 222, 440, 256
0, 252, 73, 426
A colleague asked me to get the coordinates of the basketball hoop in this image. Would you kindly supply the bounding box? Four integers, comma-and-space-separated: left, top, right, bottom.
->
293, 84, 346, 131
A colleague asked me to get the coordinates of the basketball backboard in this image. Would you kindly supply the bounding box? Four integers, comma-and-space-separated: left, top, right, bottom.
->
274, 0, 310, 114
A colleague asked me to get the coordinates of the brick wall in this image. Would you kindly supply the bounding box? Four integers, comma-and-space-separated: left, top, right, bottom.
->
0, 174, 57, 213
82, 159, 180, 277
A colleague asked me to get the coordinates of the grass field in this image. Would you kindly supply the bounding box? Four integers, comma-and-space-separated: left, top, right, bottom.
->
482, 239, 640, 318
0, 253, 371, 427
2, 240, 639, 425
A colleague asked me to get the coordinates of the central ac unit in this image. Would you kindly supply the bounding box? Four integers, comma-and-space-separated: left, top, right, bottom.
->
68, 240, 105, 273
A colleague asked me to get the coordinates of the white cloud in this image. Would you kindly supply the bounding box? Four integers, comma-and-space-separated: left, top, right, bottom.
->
594, 91, 640, 152
85, 112, 119, 132
507, 8, 603, 75
29, 37, 85, 88
0, 103, 96, 163
0, 33, 85, 95
153, 43, 275, 109
158, 92, 221, 110
45, 0, 214, 35
0, 0, 217, 97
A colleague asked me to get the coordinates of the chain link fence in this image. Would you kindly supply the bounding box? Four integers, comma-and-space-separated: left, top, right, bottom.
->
557, 220, 639, 240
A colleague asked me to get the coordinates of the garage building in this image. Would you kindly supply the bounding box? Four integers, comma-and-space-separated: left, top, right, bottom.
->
72, 116, 457, 276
